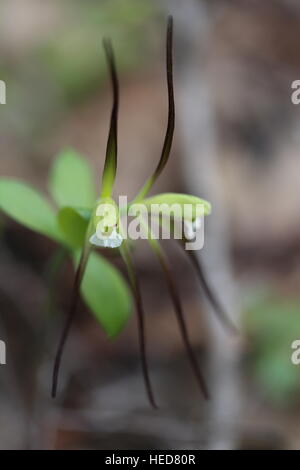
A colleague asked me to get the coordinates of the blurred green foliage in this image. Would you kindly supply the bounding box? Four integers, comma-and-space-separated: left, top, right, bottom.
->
0, 0, 158, 150
246, 294, 300, 406
36, 0, 158, 103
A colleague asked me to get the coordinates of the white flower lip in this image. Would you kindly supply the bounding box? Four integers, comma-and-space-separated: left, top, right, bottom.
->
184, 217, 202, 240
89, 227, 123, 248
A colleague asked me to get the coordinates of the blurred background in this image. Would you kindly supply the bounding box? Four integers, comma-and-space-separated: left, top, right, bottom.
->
1, 0, 300, 449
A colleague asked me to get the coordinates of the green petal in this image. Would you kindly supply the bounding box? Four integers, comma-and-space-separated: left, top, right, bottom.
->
79, 251, 132, 338
141, 193, 211, 218
0, 179, 63, 242
180, 246, 237, 334
58, 206, 91, 249
49, 148, 96, 208
143, 221, 209, 399
134, 17, 174, 202
100, 39, 119, 198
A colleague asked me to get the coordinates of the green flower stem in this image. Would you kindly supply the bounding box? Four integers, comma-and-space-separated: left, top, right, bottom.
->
43, 246, 69, 316
52, 219, 94, 398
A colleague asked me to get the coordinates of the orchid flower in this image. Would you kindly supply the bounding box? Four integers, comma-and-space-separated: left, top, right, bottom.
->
0, 16, 236, 409
89, 197, 123, 248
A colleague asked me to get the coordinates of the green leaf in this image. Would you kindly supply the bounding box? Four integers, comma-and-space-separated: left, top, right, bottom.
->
0, 179, 63, 242
57, 206, 91, 249
141, 193, 211, 219
49, 148, 96, 208
79, 251, 132, 337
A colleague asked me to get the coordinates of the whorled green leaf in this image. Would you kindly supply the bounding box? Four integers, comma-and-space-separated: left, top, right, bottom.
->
49, 148, 96, 208
140, 193, 211, 219
79, 251, 132, 338
0, 179, 63, 242
57, 206, 91, 249
100, 39, 119, 198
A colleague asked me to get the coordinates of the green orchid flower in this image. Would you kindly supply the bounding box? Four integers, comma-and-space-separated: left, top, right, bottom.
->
0, 16, 235, 408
